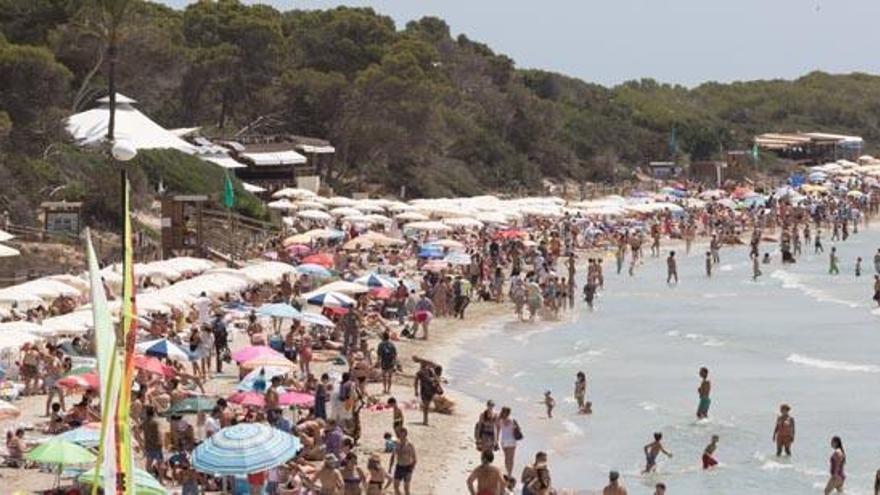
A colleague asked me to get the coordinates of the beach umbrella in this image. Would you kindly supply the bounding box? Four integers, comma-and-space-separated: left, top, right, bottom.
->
394, 211, 429, 222
330, 207, 362, 217
442, 217, 484, 229
369, 287, 394, 299
296, 312, 336, 328
57, 371, 99, 391
79, 466, 167, 495
137, 338, 192, 361
0, 399, 20, 420
237, 367, 289, 392
295, 263, 332, 278
286, 244, 311, 256
354, 273, 398, 289
325, 196, 356, 207
306, 291, 355, 308
134, 355, 175, 377
0, 229, 13, 242
302, 253, 334, 268
494, 229, 527, 240
303, 228, 344, 240
294, 200, 326, 210
163, 396, 219, 416
343, 238, 375, 250
279, 391, 314, 407
228, 391, 267, 408
847, 190, 865, 198
309, 280, 370, 295
272, 187, 316, 200
256, 302, 302, 320
232, 345, 284, 364
267, 198, 296, 210
404, 221, 451, 232
297, 209, 332, 222
282, 233, 312, 246
0, 244, 20, 257
418, 245, 445, 259
27, 438, 96, 465
422, 260, 449, 272
242, 356, 296, 371
445, 252, 472, 266
192, 422, 301, 475
57, 422, 100, 447
430, 239, 465, 250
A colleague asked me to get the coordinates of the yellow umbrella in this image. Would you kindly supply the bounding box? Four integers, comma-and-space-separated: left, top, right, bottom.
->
282, 233, 312, 246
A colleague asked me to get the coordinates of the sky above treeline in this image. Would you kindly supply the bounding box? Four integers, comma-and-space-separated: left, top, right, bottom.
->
160, 0, 880, 87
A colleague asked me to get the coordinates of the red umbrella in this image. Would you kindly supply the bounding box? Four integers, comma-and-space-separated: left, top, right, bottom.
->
369, 287, 393, 300
302, 253, 334, 268
279, 391, 314, 407
228, 391, 265, 408
494, 229, 527, 240
134, 355, 175, 377
57, 372, 99, 391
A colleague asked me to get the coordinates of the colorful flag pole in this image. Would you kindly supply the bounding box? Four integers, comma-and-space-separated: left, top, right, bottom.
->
117, 177, 137, 494
85, 229, 122, 495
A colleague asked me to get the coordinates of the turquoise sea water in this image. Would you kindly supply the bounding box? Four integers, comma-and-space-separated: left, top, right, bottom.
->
450, 228, 880, 494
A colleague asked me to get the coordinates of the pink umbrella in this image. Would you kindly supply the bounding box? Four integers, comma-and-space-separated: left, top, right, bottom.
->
286, 244, 311, 256
232, 346, 284, 364
228, 391, 265, 408
279, 391, 314, 407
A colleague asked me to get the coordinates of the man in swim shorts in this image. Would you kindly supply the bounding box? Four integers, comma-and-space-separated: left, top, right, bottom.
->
697, 367, 711, 419
703, 434, 719, 469
389, 427, 416, 495
466, 450, 505, 495
643, 432, 672, 473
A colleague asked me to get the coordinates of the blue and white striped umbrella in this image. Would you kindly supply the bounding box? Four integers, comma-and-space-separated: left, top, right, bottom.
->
136, 339, 193, 361
295, 263, 333, 278
306, 291, 355, 308
57, 423, 100, 448
296, 311, 336, 328
354, 273, 398, 289
192, 422, 301, 475
256, 303, 302, 319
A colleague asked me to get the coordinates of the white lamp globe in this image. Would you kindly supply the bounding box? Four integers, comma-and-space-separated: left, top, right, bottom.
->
111, 139, 138, 162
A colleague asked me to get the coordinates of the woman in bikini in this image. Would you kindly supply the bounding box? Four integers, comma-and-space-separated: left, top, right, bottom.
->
339, 452, 366, 495
366, 454, 390, 494
825, 436, 846, 495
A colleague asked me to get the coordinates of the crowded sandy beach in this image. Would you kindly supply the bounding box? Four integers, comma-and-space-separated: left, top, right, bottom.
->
3, 160, 880, 494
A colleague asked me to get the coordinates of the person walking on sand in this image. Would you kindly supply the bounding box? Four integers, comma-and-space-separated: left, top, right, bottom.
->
467, 450, 505, 495
702, 435, 719, 469
414, 361, 440, 426
643, 432, 673, 473
815, 230, 824, 254
752, 253, 762, 281
496, 406, 521, 477
697, 367, 711, 419
603, 470, 628, 495
377, 331, 397, 395
773, 404, 795, 456
666, 251, 678, 285
856, 257, 863, 277
829, 247, 840, 275
824, 436, 846, 495
389, 428, 417, 495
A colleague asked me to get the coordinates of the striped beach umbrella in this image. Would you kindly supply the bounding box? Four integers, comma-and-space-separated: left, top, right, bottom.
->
57, 422, 100, 447
306, 291, 355, 308
192, 422, 301, 475
136, 339, 192, 361
354, 273, 397, 289
256, 303, 302, 320
296, 311, 336, 328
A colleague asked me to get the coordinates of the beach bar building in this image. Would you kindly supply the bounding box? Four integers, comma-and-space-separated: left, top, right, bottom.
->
754, 132, 863, 163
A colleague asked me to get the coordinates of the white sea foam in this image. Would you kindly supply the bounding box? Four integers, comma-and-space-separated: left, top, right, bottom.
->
639, 401, 658, 411
719, 264, 734, 272
786, 353, 880, 373
560, 420, 585, 437
771, 270, 860, 308
548, 350, 605, 367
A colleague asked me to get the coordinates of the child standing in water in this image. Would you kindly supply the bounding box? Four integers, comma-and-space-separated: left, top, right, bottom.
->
543, 391, 555, 419
702, 435, 719, 469
643, 432, 673, 473
697, 367, 712, 419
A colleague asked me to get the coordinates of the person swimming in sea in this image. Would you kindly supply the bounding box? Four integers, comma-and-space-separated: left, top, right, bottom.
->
697, 367, 711, 420
643, 432, 672, 473
702, 435, 719, 469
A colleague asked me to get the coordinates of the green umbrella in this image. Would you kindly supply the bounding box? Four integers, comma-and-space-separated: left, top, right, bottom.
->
161, 396, 218, 416
26, 438, 96, 465
78, 466, 168, 495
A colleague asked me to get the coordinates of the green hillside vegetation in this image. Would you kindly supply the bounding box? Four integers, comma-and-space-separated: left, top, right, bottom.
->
2, 0, 880, 225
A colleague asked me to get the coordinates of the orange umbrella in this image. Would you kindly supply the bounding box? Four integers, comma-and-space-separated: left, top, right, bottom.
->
302, 253, 334, 268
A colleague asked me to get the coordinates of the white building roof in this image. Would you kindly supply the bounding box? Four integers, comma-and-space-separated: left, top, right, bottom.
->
242, 150, 307, 166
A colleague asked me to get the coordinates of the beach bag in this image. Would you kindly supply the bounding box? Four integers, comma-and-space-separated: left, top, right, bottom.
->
513, 420, 524, 441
